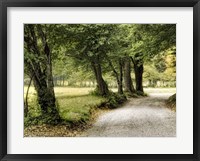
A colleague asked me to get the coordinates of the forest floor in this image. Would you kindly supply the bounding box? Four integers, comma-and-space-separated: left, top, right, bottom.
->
82, 92, 176, 137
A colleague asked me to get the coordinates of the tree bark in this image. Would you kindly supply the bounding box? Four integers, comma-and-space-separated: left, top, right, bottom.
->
25, 25, 58, 116
38, 25, 57, 113
32, 74, 49, 113
133, 62, 144, 93
105, 55, 123, 94
54, 77, 58, 86
63, 76, 65, 86
131, 54, 144, 94
118, 58, 123, 94
124, 57, 135, 94
44, 42, 56, 111
91, 59, 109, 96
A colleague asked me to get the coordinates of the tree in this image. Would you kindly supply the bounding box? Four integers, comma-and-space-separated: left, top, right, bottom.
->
104, 54, 124, 94
61, 24, 116, 96
24, 24, 60, 120
116, 25, 137, 95
124, 56, 135, 93
129, 24, 176, 92
131, 53, 144, 93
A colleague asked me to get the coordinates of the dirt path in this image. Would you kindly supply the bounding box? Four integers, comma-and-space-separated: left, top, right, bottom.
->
82, 93, 176, 137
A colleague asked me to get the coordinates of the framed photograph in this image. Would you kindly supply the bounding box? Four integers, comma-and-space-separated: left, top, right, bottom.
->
0, 0, 199, 160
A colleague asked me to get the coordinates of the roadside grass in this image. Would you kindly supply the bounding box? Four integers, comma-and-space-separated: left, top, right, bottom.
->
24, 87, 106, 126
24, 86, 176, 126
57, 95, 106, 123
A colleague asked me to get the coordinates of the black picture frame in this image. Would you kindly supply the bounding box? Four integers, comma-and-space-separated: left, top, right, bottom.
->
0, 0, 199, 160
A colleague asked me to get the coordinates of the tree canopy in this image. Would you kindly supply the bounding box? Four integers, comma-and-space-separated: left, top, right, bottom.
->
24, 23, 176, 123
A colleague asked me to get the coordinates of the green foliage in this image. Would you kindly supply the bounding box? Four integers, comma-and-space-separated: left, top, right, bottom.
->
89, 88, 127, 108
24, 113, 61, 127
166, 93, 176, 111
154, 54, 167, 73
25, 94, 41, 118
124, 91, 138, 98
89, 88, 102, 96
105, 93, 127, 108
136, 91, 148, 96
143, 46, 176, 87
89, 87, 111, 96
131, 24, 176, 57
28, 24, 176, 90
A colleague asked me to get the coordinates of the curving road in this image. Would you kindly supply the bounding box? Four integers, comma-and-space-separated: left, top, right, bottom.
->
82, 93, 176, 137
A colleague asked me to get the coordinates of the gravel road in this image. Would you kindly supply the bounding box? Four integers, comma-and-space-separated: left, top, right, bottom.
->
82, 93, 176, 137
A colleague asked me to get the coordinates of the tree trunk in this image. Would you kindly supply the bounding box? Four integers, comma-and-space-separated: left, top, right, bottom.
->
44, 42, 56, 112
91, 60, 109, 96
118, 58, 123, 94
124, 57, 135, 94
63, 76, 65, 86
54, 77, 57, 86
134, 62, 144, 93
25, 25, 58, 117
105, 55, 123, 94
31, 69, 56, 114
30, 69, 47, 113
131, 54, 144, 94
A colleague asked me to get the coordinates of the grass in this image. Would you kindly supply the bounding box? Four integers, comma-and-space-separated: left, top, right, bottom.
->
24, 86, 176, 126
24, 86, 106, 125
24, 86, 95, 97
24, 86, 176, 96
57, 95, 106, 122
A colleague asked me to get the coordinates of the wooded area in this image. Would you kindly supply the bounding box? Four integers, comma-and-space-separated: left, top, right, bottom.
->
24, 24, 176, 136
